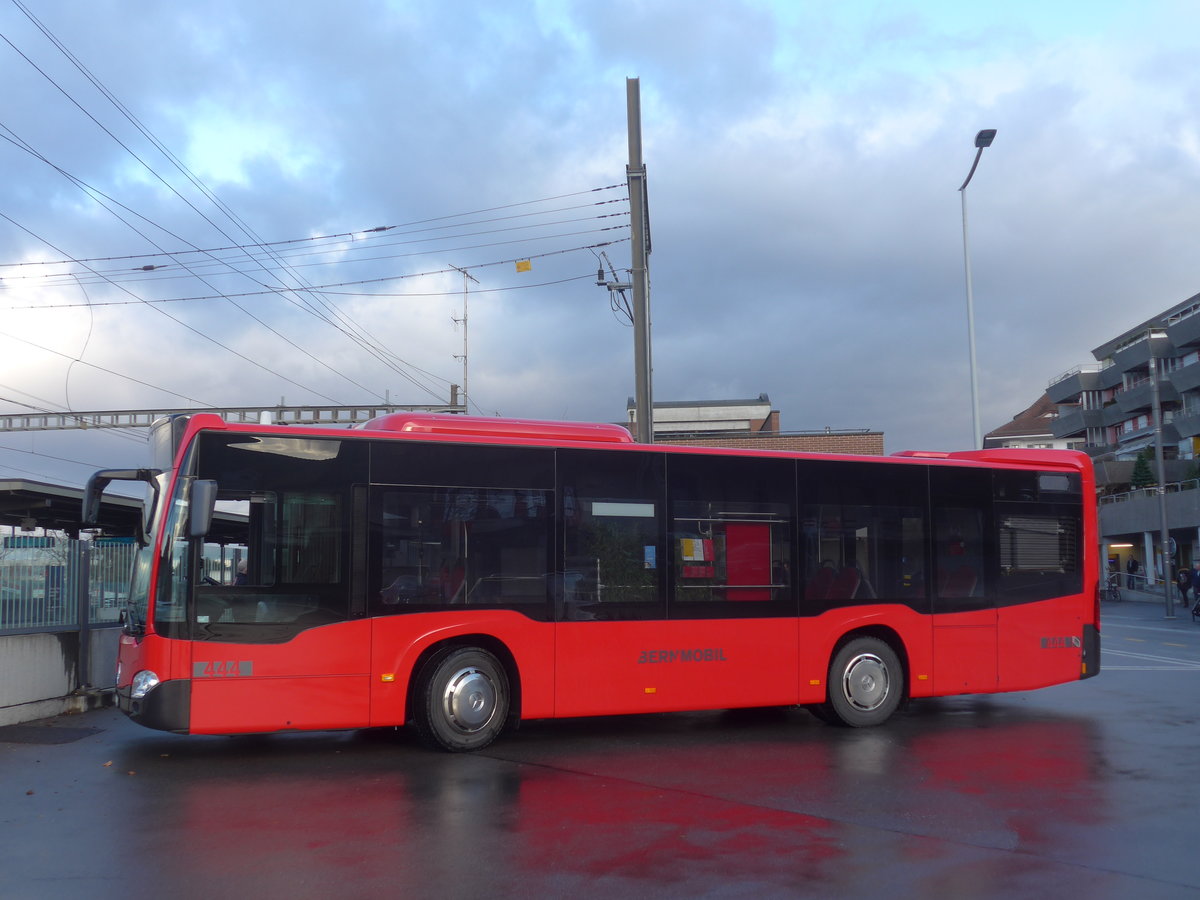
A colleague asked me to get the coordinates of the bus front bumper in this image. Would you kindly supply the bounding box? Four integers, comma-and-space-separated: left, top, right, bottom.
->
116, 678, 191, 733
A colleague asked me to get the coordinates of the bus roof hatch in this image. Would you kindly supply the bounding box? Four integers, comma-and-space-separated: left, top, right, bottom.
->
358, 413, 635, 444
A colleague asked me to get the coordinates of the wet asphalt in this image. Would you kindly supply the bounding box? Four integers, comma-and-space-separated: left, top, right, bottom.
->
4, 596, 1200, 899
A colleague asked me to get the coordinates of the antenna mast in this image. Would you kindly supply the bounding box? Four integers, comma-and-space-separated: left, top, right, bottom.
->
449, 264, 479, 412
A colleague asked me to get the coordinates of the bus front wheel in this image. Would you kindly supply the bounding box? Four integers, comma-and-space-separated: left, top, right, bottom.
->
414, 647, 510, 752
821, 637, 903, 727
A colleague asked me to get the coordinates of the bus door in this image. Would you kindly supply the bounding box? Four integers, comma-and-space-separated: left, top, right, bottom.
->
555, 450, 798, 717
992, 470, 1088, 689
930, 502, 997, 694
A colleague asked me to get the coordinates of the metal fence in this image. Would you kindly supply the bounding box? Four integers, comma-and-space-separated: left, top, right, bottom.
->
0, 537, 136, 633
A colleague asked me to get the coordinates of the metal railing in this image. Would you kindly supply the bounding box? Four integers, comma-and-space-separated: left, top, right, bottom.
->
1100, 479, 1200, 506
0, 538, 136, 633
1120, 572, 1152, 592
1048, 363, 1105, 389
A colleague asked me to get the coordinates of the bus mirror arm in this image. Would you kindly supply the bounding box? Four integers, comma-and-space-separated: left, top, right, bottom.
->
83, 468, 163, 527
189, 479, 219, 539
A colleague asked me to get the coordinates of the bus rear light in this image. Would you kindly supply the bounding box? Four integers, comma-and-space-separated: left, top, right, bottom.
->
131, 670, 161, 700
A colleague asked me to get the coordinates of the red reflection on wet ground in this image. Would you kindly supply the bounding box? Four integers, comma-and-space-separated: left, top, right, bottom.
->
141, 707, 1100, 895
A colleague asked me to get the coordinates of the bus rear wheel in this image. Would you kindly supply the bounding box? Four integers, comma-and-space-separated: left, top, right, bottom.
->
821, 637, 903, 727
414, 647, 510, 752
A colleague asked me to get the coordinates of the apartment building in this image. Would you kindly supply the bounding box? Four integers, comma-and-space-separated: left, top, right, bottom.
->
1047, 292, 1200, 588
1047, 292, 1200, 461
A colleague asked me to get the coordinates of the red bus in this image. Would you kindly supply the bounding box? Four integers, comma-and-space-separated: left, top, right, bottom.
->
84, 412, 1099, 751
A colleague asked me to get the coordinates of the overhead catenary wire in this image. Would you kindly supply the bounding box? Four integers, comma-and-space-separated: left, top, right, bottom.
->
0, 457, 67, 481
0, 31, 451, 405
0, 441, 107, 470
0, 189, 630, 274
0, 327, 217, 408
0, 129, 425, 402
63, 273, 94, 415
0, 126, 596, 403
0, 387, 145, 445
4, 212, 631, 288
0, 11, 634, 415
0, 247, 626, 309
0, 65, 625, 381
0, 209, 353, 405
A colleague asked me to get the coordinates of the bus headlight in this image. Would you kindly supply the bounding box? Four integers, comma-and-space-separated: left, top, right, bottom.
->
130, 670, 161, 700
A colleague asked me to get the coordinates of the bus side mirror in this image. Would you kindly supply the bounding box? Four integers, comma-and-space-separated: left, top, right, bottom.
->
83, 468, 162, 528
82, 475, 107, 527
189, 480, 219, 538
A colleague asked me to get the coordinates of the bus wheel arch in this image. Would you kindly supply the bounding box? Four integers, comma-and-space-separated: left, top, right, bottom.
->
817, 628, 907, 728
409, 637, 520, 752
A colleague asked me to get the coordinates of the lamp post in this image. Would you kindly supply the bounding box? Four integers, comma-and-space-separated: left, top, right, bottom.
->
1148, 329, 1175, 618
958, 129, 996, 449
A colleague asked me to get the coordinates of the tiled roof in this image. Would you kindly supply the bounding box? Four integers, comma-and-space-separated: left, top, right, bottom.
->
985, 393, 1057, 440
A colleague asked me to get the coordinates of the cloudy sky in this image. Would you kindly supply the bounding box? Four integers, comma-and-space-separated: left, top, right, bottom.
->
2, 0, 1199, 487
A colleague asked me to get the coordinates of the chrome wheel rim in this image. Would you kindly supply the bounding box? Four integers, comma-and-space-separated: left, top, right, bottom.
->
441, 666, 498, 734
841, 652, 890, 711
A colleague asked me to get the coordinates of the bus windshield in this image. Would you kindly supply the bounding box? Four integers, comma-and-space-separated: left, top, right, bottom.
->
153, 431, 362, 643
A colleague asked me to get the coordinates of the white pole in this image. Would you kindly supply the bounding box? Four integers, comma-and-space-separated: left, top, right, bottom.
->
958, 130, 995, 450
961, 188, 981, 449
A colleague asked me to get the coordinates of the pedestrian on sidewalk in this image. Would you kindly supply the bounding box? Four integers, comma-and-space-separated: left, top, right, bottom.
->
1176, 565, 1191, 604
1190, 562, 1200, 611
1127, 557, 1140, 589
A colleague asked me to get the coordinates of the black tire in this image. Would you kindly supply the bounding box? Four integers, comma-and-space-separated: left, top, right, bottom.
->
821, 636, 903, 728
806, 703, 838, 725
413, 647, 510, 752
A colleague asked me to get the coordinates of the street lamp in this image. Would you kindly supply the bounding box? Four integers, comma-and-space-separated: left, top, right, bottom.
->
1147, 329, 1175, 618
958, 128, 996, 449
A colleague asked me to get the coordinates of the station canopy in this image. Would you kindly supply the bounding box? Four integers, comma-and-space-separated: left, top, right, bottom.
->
0, 478, 245, 543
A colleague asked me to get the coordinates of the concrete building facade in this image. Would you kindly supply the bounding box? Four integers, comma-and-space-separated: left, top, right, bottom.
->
625, 394, 884, 455
1042, 292, 1200, 590
1047, 292, 1200, 461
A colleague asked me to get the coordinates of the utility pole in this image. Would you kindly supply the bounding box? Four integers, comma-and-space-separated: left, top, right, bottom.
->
626, 77, 653, 443
450, 264, 478, 413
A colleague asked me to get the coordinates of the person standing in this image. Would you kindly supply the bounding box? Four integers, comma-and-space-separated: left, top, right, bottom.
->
1176, 565, 1191, 604
1190, 562, 1200, 611
1126, 557, 1140, 589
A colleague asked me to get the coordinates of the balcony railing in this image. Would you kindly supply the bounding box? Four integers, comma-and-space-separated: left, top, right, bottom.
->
1048, 363, 1105, 389
1100, 478, 1200, 506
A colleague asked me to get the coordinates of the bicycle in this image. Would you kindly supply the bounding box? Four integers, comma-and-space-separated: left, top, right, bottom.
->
1103, 573, 1122, 603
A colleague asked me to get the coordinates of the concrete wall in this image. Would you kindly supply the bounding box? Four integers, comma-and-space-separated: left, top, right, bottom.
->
0, 628, 120, 727
1100, 488, 1200, 537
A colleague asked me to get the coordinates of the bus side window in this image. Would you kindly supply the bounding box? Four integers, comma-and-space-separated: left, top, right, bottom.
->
800, 504, 924, 609
664, 453, 795, 619
370, 486, 551, 618
933, 508, 988, 612
194, 490, 352, 629
994, 466, 1082, 604
281, 493, 341, 584
670, 507, 792, 613
559, 448, 665, 622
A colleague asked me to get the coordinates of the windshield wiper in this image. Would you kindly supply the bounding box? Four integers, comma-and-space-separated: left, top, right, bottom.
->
120, 599, 147, 637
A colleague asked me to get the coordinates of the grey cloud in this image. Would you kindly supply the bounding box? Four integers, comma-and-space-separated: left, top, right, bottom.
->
3, 1, 1200, 487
